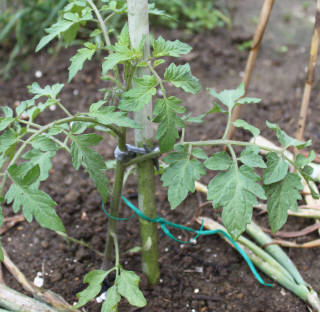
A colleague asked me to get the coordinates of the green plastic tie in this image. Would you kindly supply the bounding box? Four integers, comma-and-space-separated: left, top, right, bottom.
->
102, 201, 136, 221
102, 196, 273, 288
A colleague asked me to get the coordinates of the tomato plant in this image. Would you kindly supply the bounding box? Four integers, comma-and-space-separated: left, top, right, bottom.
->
0, 0, 319, 310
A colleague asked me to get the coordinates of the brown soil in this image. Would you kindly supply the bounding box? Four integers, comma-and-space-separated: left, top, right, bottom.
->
0, 1, 320, 311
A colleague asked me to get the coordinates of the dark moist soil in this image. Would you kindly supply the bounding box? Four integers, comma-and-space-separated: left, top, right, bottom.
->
1, 2, 320, 311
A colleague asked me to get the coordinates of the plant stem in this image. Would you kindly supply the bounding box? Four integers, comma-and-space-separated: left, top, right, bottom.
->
123, 138, 286, 168
56, 231, 103, 257
86, 0, 121, 84
124, 149, 161, 167
55, 100, 72, 117
27, 130, 71, 152
18, 120, 41, 129
127, 0, 160, 285
102, 160, 126, 270
9, 116, 120, 167
0, 115, 121, 197
222, 110, 232, 139
111, 232, 120, 269
147, 63, 166, 98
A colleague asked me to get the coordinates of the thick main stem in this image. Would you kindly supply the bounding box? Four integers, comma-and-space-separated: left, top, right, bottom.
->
102, 131, 126, 269
127, 0, 160, 285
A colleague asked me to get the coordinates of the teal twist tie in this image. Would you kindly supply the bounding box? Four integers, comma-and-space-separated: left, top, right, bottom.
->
102, 196, 273, 288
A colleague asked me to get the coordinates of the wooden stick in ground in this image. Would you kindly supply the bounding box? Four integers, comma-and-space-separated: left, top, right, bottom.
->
127, 0, 160, 285
296, 0, 320, 141
0, 214, 25, 235
0, 283, 59, 312
226, 0, 275, 140
2, 248, 80, 312
264, 238, 320, 248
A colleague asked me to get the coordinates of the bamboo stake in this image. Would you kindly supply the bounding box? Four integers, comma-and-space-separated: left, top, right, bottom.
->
296, 0, 320, 141
226, 0, 275, 140
264, 238, 320, 248
0, 284, 59, 312
2, 248, 79, 312
127, 0, 160, 285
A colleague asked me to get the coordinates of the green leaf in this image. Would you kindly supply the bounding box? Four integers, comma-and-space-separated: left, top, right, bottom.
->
74, 270, 108, 308
71, 122, 91, 134
28, 82, 64, 100
208, 165, 266, 238
1, 106, 13, 118
151, 36, 192, 58
184, 113, 206, 123
36, 7, 93, 51
208, 83, 245, 111
16, 99, 35, 118
0, 129, 17, 157
266, 121, 311, 149
192, 148, 207, 160
204, 151, 232, 170
119, 75, 158, 111
102, 286, 121, 312
265, 173, 303, 233
154, 59, 166, 67
117, 23, 130, 47
117, 269, 146, 308
148, 3, 172, 19
263, 152, 288, 185
153, 96, 185, 152
70, 134, 108, 202
162, 149, 206, 209
5, 165, 65, 232
88, 106, 140, 128
31, 135, 59, 152
102, 45, 136, 75
236, 97, 261, 105
0, 117, 15, 132
296, 151, 315, 168
89, 100, 107, 112
62, 22, 80, 45
22, 149, 56, 181
68, 44, 96, 82
207, 102, 227, 114
239, 146, 266, 168
36, 20, 74, 52
21, 165, 40, 186
164, 63, 201, 94
233, 119, 260, 137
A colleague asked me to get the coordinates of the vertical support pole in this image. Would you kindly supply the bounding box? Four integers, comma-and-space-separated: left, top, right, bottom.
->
296, 0, 320, 141
127, 0, 160, 285
226, 0, 275, 140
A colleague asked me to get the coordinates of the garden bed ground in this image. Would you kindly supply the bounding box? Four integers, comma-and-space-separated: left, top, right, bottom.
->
1, 1, 320, 311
